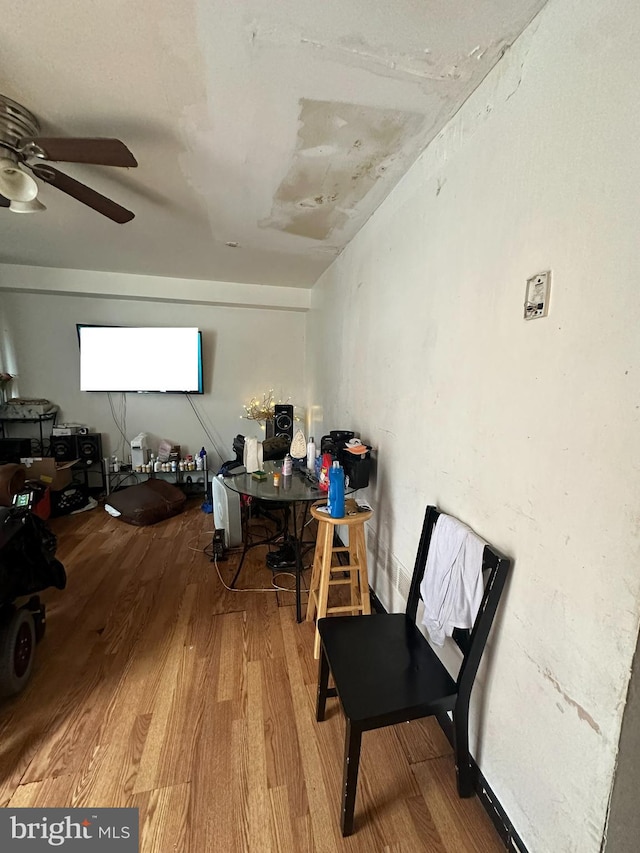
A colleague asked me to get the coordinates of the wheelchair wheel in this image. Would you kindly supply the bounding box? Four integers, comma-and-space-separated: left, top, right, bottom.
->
0, 608, 36, 697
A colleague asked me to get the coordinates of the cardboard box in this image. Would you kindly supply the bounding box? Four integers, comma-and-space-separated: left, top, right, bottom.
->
20, 457, 79, 491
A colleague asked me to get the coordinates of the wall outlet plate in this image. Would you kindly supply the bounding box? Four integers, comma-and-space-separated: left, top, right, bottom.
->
524, 270, 551, 320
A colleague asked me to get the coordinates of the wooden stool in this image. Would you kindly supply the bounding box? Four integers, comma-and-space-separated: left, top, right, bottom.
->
306, 503, 373, 659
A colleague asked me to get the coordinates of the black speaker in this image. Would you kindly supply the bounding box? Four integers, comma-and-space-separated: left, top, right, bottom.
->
0, 437, 32, 463
273, 404, 294, 441
76, 433, 102, 465
52, 434, 78, 462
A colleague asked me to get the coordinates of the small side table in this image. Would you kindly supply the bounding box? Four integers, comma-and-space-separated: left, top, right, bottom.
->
306, 503, 373, 659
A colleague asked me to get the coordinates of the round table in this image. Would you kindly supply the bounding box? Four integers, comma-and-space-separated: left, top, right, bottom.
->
223, 461, 356, 622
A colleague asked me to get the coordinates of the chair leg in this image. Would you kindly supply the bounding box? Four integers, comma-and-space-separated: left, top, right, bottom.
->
453, 705, 474, 797
341, 719, 362, 837
316, 644, 330, 722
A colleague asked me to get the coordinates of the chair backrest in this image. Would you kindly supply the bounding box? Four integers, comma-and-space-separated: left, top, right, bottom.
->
406, 506, 510, 699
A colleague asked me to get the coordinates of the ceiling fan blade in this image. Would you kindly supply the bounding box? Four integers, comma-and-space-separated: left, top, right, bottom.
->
0, 194, 10, 208
30, 163, 134, 224
20, 137, 137, 167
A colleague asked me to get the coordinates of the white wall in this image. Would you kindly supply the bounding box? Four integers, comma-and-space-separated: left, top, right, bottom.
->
0, 268, 307, 469
306, 0, 640, 851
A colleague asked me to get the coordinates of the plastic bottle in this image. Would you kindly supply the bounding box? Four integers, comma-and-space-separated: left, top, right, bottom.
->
306, 436, 316, 472
282, 453, 292, 477
319, 452, 332, 492
328, 461, 345, 518
154, 456, 162, 473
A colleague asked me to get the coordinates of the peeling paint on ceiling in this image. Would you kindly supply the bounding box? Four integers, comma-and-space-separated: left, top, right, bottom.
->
262, 99, 425, 241
0, 0, 549, 287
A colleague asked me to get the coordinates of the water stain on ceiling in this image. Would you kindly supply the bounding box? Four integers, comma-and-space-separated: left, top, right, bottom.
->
262, 98, 425, 241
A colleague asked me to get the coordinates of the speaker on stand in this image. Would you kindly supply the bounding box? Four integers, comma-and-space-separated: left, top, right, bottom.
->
76, 433, 103, 465
51, 435, 78, 462
273, 404, 294, 442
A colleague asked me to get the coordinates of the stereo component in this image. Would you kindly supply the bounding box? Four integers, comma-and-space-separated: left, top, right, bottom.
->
52, 435, 78, 462
76, 433, 102, 465
0, 437, 32, 463
273, 404, 294, 442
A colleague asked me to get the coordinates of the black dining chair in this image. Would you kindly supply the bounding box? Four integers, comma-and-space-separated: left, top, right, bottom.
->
315, 504, 511, 836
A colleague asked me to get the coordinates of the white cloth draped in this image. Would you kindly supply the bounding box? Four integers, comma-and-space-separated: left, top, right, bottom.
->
420, 514, 485, 646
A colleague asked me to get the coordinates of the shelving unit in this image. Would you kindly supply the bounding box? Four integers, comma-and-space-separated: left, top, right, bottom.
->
105, 464, 210, 497
0, 410, 58, 455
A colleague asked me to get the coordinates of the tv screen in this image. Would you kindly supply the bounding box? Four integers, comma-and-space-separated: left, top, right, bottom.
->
78, 326, 204, 394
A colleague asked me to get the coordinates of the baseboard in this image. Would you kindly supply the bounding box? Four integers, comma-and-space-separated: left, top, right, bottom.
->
473, 768, 529, 853
369, 586, 387, 614
435, 712, 528, 852
373, 590, 528, 853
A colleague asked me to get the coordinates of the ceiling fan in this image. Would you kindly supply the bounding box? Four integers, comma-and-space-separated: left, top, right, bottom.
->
0, 94, 137, 223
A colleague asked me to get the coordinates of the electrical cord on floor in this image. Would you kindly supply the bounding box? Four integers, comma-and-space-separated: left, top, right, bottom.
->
186, 530, 310, 594
211, 552, 309, 594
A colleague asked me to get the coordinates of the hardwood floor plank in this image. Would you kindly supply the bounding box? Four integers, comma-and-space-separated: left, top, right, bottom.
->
411, 755, 502, 853
216, 610, 248, 708
8, 773, 77, 807
133, 584, 197, 793
279, 607, 340, 853
132, 781, 190, 853
394, 717, 454, 765
189, 698, 235, 851
262, 656, 309, 819
269, 785, 297, 852
246, 659, 278, 852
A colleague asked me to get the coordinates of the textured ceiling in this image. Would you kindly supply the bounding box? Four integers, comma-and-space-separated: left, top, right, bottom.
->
0, 0, 547, 287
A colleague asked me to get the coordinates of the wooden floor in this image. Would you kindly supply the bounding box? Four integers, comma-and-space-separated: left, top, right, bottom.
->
0, 501, 505, 852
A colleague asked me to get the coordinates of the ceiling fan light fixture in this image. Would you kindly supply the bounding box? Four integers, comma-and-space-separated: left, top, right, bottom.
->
0, 156, 38, 202
9, 197, 46, 213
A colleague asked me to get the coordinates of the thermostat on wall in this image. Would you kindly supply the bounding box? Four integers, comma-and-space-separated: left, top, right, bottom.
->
524, 271, 551, 320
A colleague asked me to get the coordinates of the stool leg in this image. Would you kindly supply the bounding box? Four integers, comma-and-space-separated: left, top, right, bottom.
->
348, 527, 360, 616
306, 520, 326, 622
356, 524, 371, 616
314, 521, 334, 659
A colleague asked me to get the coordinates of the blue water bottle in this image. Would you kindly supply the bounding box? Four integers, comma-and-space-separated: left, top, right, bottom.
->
328, 461, 345, 518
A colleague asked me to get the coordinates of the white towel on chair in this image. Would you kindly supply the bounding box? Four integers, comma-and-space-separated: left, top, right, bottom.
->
420, 514, 485, 646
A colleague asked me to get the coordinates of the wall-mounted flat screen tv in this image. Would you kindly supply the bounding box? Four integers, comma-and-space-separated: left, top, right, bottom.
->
77, 325, 204, 394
